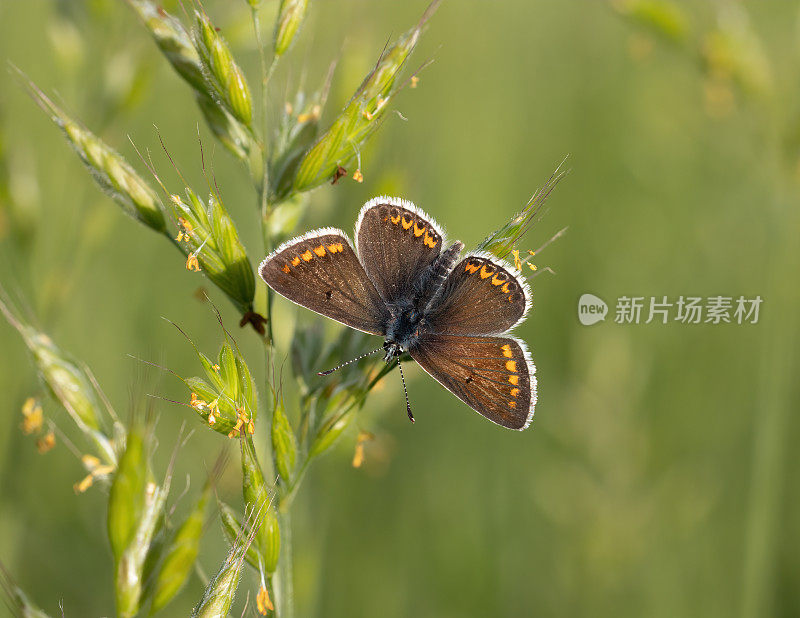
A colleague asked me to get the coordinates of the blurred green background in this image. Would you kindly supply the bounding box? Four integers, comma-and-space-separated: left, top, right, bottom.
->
1, 0, 798, 616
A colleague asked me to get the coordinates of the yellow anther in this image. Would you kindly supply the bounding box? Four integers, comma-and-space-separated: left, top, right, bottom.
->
190, 393, 207, 411
410, 75, 419, 88
352, 169, 364, 183
512, 249, 522, 271
186, 253, 201, 272
257, 584, 274, 614
82, 454, 101, 470
21, 397, 43, 435
36, 431, 56, 453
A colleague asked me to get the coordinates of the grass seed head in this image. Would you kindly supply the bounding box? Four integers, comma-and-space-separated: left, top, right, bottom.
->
22, 78, 166, 233
290, 2, 436, 193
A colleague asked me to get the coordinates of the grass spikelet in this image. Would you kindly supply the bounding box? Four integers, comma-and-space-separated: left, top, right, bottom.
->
191, 505, 262, 618
274, 0, 309, 57
148, 453, 225, 613
170, 189, 256, 314
193, 8, 254, 127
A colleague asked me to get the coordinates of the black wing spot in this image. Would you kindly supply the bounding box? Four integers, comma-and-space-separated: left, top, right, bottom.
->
325, 290, 333, 300
465, 376, 474, 384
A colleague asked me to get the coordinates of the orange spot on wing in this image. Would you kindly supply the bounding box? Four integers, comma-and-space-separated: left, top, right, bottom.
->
509, 375, 519, 386
465, 262, 480, 274
401, 216, 413, 230
507, 400, 517, 409
510, 388, 520, 397
413, 222, 425, 237
292, 256, 301, 266
480, 265, 494, 279
491, 275, 505, 286
327, 243, 343, 253
501, 344, 513, 358
501, 283, 510, 293
391, 214, 401, 225
505, 360, 517, 372
314, 245, 326, 257
301, 250, 313, 262
424, 232, 438, 248
282, 265, 290, 273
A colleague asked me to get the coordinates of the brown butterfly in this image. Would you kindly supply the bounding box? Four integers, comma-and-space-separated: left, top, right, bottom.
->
259, 197, 536, 430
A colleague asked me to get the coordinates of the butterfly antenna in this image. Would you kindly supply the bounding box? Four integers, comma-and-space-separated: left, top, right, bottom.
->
317, 347, 384, 376
397, 358, 414, 423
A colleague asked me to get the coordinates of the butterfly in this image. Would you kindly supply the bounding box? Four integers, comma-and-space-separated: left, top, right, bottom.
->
259, 197, 536, 430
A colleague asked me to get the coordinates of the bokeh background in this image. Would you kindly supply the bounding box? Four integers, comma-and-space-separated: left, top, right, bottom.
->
1, 0, 798, 616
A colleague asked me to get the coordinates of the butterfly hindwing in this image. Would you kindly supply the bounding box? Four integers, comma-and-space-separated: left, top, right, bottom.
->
259, 229, 389, 335
425, 252, 530, 335
355, 197, 444, 303
409, 333, 536, 430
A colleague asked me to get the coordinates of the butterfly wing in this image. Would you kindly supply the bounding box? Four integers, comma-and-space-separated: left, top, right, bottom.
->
409, 333, 536, 430
355, 197, 445, 303
425, 252, 530, 335
259, 228, 389, 335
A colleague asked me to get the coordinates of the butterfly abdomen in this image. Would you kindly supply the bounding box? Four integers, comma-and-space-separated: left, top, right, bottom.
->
416, 241, 464, 311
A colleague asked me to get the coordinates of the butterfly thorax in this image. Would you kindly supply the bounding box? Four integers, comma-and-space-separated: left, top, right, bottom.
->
383, 241, 465, 361
383, 299, 426, 361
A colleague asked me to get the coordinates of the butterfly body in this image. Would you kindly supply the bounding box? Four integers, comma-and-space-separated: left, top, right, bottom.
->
260, 197, 537, 430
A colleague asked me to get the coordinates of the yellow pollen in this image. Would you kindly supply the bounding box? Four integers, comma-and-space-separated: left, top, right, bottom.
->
212, 364, 220, 372
410, 75, 419, 88
509, 375, 519, 386
314, 245, 326, 257
506, 360, 517, 372
352, 169, 364, 183
528, 263, 538, 272
528, 250, 536, 256
501, 344, 513, 358
301, 250, 314, 262
207, 413, 216, 425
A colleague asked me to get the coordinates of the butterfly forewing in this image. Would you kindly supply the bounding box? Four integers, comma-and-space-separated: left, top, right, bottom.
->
409, 333, 536, 430
259, 229, 389, 335
426, 253, 529, 335
355, 197, 444, 303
